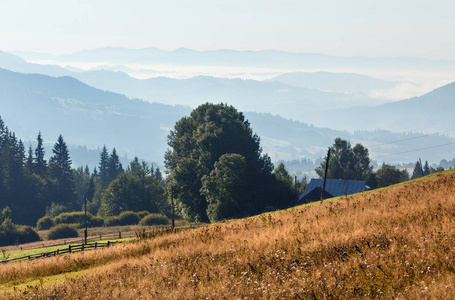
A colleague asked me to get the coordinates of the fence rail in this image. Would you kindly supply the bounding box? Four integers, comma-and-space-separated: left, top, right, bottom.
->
1, 241, 121, 263
1, 224, 205, 264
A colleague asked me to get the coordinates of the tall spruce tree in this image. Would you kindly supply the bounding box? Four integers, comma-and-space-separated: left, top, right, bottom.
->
98, 145, 109, 189
25, 145, 34, 175
411, 160, 424, 179
34, 132, 47, 177
0, 117, 7, 203
423, 161, 431, 176
107, 148, 123, 183
49, 135, 76, 207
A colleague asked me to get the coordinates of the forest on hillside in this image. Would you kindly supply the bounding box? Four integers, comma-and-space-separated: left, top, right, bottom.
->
0, 103, 448, 246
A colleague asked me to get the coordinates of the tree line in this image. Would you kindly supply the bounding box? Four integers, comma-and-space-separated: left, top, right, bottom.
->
1, 104, 303, 231
0, 115, 167, 229
1, 103, 447, 234
314, 137, 445, 188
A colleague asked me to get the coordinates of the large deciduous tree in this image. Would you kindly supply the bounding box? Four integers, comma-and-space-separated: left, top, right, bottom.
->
165, 103, 275, 222
201, 153, 249, 222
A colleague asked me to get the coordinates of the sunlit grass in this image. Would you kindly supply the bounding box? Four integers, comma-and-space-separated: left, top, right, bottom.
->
2, 169, 455, 298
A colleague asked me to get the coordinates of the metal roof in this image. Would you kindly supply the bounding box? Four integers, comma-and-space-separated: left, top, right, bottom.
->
298, 179, 367, 201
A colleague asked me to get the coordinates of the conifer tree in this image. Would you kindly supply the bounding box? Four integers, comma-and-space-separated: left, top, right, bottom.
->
107, 148, 123, 183
34, 132, 47, 177
98, 145, 109, 189
411, 160, 424, 179
25, 145, 34, 175
49, 135, 76, 207
423, 160, 431, 176
84, 165, 91, 176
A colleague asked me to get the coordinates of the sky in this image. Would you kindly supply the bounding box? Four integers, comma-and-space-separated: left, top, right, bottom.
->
1, 0, 454, 60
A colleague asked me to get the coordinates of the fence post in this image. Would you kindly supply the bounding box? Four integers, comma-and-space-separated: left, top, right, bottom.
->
69, 245, 72, 253
119, 231, 121, 239
95, 242, 97, 249
100, 234, 102, 240
107, 241, 110, 247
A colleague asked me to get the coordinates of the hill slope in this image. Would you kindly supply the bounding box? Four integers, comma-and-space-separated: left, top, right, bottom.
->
317, 81, 455, 134
2, 170, 455, 298
1, 67, 454, 165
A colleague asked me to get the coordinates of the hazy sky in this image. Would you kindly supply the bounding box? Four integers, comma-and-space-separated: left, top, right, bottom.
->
1, 0, 454, 59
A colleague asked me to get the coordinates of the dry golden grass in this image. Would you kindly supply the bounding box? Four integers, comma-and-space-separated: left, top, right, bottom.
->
1, 170, 455, 299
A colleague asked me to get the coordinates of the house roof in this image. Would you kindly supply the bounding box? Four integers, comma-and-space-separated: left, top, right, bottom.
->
298, 179, 367, 202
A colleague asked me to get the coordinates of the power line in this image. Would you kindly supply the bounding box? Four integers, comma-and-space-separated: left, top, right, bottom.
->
365, 129, 455, 148
371, 142, 455, 159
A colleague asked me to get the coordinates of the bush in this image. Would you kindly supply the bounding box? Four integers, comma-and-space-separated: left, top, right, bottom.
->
117, 211, 140, 226
104, 211, 144, 227
90, 216, 105, 227
54, 212, 85, 227
36, 216, 54, 230
54, 212, 104, 228
0, 219, 40, 246
104, 216, 120, 227
135, 211, 150, 220
139, 214, 169, 226
15, 225, 41, 243
47, 224, 79, 240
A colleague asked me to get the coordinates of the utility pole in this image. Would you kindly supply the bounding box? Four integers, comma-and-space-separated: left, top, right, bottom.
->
295, 176, 297, 199
321, 147, 331, 204
84, 195, 88, 244
171, 187, 175, 229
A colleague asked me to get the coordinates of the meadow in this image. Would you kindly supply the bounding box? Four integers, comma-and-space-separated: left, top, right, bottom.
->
1, 169, 455, 299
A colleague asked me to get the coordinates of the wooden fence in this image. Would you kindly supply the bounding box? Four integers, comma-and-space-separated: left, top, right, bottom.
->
1, 241, 121, 263
0, 224, 205, 264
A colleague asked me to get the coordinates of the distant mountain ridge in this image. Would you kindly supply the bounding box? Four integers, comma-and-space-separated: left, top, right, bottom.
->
0, 67, 453, 166
315, 81, 455, 134
268, 71, 407, 98
0, 50, 381, 116
14, 47, 455, 71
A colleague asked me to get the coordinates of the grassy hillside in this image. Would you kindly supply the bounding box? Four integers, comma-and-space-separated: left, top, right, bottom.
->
2, 170, 455, 298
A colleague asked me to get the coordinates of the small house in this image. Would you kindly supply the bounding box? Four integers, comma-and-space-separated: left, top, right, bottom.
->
298, 179, 368, 203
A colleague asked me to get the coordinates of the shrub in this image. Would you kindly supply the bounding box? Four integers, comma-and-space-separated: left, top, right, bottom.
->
15, 225, 41, 243
104, 216, 120, 227
54, 212, 86, 227
117, 211, 140, 226
135, 211, 150, 220
54, 212, 104, 228
90, 216, 105, 227
139, 214, 169, 226
47, 224, 79, 240
0, 219, 40, 246
36, 216, 54, 230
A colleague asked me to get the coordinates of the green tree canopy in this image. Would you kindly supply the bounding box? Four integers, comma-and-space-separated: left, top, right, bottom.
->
100, 162, 165, 217
165, 103, 274, 222
375, 164, 409, 188
315, 138, 372, 181
201, 153, 249, 222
